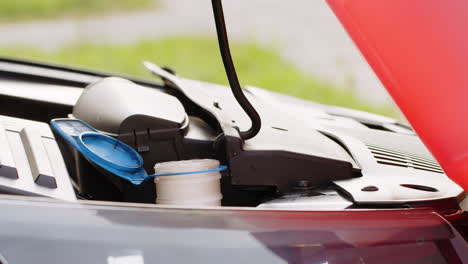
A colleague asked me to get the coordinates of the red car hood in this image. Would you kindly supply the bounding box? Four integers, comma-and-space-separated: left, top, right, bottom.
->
327, 0, 468, 191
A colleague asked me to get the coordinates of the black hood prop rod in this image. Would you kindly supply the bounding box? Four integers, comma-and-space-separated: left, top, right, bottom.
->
211, 0, 261, 140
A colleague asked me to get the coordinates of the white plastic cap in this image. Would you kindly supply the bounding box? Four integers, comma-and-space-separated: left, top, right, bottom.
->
154, 159, 222, 206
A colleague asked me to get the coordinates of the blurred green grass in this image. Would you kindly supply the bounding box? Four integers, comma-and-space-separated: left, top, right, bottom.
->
0, 36, 395, 116
0, 0, 154, 22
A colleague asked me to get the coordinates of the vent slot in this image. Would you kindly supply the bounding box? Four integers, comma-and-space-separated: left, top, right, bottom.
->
367, 144, 444, 174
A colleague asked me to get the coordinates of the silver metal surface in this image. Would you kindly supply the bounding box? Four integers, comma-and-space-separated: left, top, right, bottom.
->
0, 115, 75, 201
0, 78, 83, 106
257, 190, 352, 210
323, 126, 464, 204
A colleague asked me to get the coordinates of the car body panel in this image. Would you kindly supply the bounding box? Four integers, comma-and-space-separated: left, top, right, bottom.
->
327, 0, 468, 191
0, 196, 466, 263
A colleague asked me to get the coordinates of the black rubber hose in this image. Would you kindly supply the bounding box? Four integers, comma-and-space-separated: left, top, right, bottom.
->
211, 0, 261, 140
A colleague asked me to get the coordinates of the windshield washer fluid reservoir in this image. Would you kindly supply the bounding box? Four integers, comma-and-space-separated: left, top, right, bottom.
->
154, 159, 222, 206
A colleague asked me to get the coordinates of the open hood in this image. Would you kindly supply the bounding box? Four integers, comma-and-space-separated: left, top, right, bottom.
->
327, 0, 468, 191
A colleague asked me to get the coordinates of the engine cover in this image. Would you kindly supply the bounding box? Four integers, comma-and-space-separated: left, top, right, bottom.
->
0, 115, 75, 201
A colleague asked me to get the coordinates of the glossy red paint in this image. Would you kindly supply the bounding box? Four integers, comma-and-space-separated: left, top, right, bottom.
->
98, 203, 467, 262
2, 196, 467, 263
236, 208, 467, 263
326, 0, 468, 191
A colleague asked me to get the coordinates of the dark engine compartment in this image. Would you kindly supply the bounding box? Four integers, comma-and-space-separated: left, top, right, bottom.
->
0, 58, 461, 209
54, 73, 358, 206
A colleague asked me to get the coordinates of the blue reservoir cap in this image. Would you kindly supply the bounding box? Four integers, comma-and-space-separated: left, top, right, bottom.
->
52, 119, 227, 185
78, 132, 144, 173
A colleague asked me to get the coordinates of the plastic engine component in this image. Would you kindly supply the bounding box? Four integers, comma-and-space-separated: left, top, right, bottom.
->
154, 159, 223, 206
51, 119, 148, 185
0, 115, 75, 200
51, 119, 227, 188
72, 77, 187, 135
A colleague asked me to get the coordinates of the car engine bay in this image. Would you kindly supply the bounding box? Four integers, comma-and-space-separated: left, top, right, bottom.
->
0, 66, 463, 210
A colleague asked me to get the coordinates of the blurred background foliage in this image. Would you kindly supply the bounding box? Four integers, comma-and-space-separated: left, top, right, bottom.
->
0, 1, 398, 117
0, 37, 394, 116
0, 0, 154, 22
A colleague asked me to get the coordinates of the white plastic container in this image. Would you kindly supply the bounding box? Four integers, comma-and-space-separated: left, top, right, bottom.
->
154, 159, 222, 206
